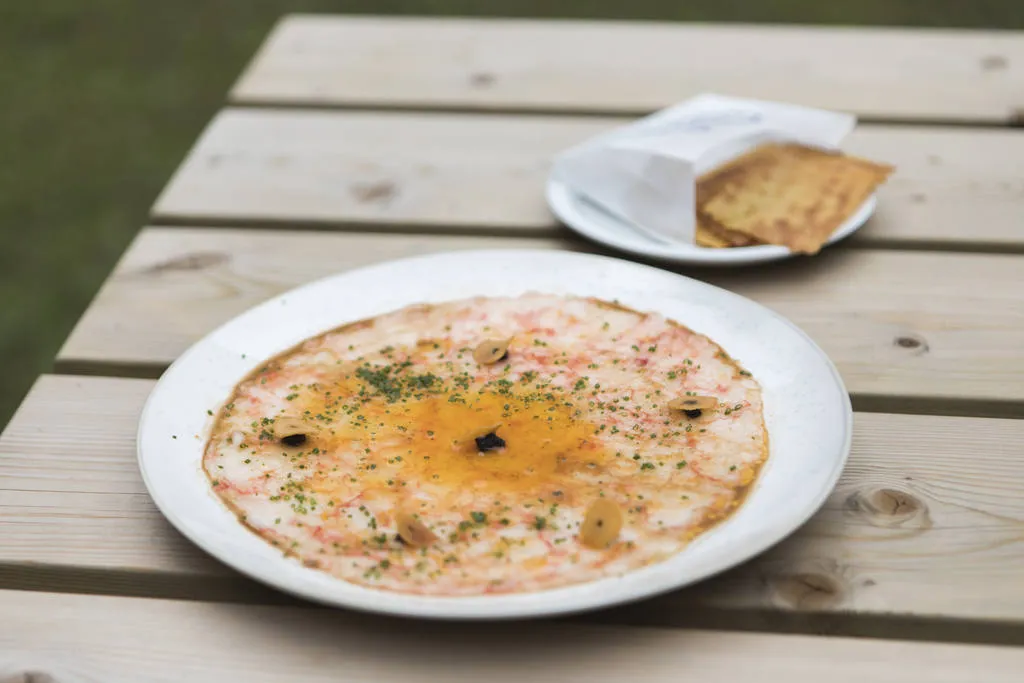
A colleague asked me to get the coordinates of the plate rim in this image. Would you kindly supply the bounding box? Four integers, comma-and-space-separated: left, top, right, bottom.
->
137, 248, 853, 619
545, 177, 876, 266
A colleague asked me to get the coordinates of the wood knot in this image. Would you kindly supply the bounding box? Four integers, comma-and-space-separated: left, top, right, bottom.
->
143, 251, 229, 274
1, 673, 60, 683
894, 334, 928, 354
350, 181, 397, 204
469, 71, 496, 88
981, 55, 1008, 71
845, 487, 931, 529
773, 572, 844, 609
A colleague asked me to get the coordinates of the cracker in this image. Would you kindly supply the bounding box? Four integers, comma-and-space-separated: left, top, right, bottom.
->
697, 143, 893, 253
695, 214, 760, 248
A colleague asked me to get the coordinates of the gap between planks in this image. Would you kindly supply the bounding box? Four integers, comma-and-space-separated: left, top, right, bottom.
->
48, 359, 1024, 421
150, 108, 1024, 255
215, 99, 1024, 129
145, 210, 1024, 258
2, 374, 1024, 645
56, 227, 1024, 418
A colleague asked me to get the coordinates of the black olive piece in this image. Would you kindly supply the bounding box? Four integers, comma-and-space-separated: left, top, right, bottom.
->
475, 432, 506, 452
281, 433, 307, 447
683, 409, 702, 419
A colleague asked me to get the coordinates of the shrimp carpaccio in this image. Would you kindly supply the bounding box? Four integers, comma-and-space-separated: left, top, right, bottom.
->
204, 293, 767, 596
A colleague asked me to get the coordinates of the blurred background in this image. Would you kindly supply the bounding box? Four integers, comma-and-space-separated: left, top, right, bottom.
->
1, 0, 1021, 426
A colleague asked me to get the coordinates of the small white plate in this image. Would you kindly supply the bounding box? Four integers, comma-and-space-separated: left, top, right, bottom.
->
138, 250, 852, 620
546, 178, 876, 266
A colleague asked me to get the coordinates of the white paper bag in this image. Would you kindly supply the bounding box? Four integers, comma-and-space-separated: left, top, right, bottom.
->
549, 94, 856, 245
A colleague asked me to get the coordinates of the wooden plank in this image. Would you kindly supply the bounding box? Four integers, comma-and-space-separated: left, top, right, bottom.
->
152, 109, 1024, 252
231, 15, 1024, 124
4, 375, 1024, 643
0, 375, 274, 604
5, 592, 1024, 683
59, 227, 1024, 413
57, 228, 594, 376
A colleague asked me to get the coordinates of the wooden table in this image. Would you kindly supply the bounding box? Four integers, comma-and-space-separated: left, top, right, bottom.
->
3, 15, 1024, 680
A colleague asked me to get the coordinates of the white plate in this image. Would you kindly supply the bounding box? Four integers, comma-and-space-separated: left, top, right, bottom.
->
138, 250, 852, 620
546, 177, 876, 266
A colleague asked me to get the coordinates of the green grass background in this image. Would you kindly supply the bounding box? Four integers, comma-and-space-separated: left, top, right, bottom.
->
1, 1, 1021, 427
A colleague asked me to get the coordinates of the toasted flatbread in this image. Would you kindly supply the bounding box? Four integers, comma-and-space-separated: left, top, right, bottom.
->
695, 216, 735, 248
696, 214, 762, 248
693, 146, 779, 248
698, 143, 893, 254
